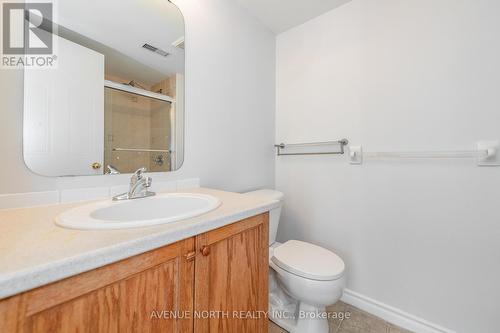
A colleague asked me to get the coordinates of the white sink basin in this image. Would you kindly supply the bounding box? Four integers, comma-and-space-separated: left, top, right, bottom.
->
56, 193, 221, 230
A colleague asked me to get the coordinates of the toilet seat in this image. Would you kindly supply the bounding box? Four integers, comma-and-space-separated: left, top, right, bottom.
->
271, 240, 345, 281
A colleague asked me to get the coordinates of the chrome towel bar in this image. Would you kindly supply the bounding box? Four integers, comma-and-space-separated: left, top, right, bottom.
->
113, 148, 172, 153
275, 139, 349, 156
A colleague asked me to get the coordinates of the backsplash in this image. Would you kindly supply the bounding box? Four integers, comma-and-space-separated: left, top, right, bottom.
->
0, 178, 199, 210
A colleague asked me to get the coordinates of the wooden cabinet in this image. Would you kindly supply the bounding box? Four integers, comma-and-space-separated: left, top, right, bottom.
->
0, 213, 268, 333
194, 213, 269, 333
0, 237, 195, 333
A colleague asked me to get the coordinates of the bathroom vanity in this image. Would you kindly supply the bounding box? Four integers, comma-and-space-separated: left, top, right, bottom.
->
0, 188, 277, 333
1, 4, 274, 330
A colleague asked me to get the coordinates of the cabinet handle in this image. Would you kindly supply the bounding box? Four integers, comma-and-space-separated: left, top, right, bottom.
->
185, 251, 196, 262
200, 245, 210, 256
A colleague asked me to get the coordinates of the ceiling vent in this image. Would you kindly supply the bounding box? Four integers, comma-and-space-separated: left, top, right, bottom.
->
142, 43, 169, 57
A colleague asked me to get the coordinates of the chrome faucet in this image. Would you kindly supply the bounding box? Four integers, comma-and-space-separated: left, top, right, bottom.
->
106, 165, 121, 175
113, 167, 156, 201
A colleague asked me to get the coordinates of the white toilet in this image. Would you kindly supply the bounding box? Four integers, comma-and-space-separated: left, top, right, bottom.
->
245, 190, 346, 333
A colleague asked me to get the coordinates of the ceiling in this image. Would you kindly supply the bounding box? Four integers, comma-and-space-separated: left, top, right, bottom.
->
235, 0, 352, 34
50, 0, 351, 83
55, 0, 185, 85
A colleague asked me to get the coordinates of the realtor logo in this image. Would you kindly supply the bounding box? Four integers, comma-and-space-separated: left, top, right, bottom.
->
2, 2, 53, 54
1, 2, 56, 69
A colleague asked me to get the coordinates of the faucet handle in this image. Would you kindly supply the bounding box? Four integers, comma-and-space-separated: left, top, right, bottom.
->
132, 167, 147, 179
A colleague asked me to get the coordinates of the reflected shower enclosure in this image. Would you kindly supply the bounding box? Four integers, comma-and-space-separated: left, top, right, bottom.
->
104, 87, 173, 173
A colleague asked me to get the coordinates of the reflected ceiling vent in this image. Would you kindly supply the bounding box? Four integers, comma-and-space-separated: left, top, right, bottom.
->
172, 37, 185, 50
142, 43, 169, 57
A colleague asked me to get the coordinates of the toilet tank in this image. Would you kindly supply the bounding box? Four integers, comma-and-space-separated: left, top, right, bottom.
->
244, 189, 284, 246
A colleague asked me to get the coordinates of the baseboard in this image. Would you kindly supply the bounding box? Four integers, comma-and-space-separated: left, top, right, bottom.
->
341, 289, 455, 333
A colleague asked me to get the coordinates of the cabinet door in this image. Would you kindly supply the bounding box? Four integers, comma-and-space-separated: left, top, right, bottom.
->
194, 213, 269, 333
0, 238, 195, 333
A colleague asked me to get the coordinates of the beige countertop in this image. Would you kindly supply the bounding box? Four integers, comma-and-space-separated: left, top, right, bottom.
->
0, 187, 279, 299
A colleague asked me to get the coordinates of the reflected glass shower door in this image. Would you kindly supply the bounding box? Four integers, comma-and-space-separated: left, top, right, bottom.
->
104, 87, 172, 174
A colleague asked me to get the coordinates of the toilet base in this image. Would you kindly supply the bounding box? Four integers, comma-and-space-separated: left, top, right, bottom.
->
268, 242, 344, 333
269, 300, 329, 333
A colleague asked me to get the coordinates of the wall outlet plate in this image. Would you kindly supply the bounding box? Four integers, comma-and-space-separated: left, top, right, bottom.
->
477, 141, 500, 166
349, 145, 363, 164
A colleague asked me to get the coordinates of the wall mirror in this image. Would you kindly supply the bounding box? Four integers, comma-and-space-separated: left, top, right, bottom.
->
23, 0, 185, 176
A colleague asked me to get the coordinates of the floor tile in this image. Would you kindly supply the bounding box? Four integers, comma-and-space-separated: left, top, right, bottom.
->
388, 323, 414, 333
337, 305, 390, 333
268, 302, 414, 333
327, 300, 352, 329
330, 319, 343, 333
269, 321, 288, 333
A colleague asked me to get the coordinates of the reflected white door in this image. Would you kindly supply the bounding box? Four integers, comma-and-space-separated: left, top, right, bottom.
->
24, 35, 104, 176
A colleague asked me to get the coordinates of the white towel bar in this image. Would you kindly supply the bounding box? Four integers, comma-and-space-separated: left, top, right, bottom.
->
349, 141, 500, 166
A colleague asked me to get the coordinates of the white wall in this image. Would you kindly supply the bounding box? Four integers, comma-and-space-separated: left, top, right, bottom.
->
0, 0, 275, 194
276, 1, 500, 332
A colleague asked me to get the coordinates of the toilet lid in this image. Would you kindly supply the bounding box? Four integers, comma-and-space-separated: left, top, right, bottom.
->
271, 240, 345, 281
